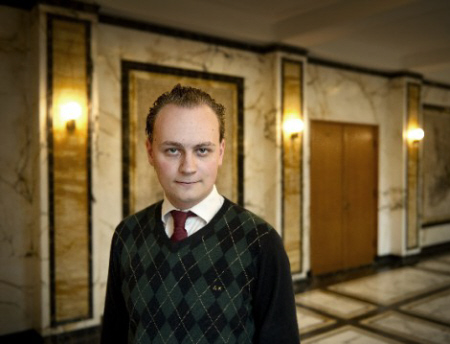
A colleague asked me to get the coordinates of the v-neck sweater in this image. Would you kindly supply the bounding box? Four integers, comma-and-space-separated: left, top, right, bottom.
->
101, 198, 299, 344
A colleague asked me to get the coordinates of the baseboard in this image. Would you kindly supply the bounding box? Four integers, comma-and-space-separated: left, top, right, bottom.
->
0, 329, 43, 344
0, 326, 101, 344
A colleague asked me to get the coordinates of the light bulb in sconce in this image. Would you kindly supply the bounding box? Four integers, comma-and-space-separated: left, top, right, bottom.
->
407, 128, 424, 143
283, 118, 304, 139
60, 101, 82, 133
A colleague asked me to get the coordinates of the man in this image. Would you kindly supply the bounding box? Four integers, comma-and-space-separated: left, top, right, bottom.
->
101, 84, 299, 343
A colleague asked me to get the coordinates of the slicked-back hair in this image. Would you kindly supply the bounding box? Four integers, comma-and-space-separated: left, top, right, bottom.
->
145, 84, 226, 142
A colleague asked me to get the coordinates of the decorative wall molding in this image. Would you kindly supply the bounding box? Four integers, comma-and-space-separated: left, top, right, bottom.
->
281, 58, 304, 274
46, 13, 93, 326
121, 61, 244, 217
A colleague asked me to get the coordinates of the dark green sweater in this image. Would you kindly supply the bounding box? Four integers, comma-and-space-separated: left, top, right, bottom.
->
101, 198, 299, 343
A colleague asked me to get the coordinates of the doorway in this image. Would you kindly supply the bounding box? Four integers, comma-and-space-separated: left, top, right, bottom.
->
310, 121, 378, 275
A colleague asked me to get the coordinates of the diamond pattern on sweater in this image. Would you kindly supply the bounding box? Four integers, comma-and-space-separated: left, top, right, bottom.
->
112, 200, 272, 343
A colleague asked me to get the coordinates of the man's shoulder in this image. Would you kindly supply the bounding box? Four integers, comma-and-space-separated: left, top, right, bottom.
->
221, 198, 276, 235
219, 199, 284, 256
115, 201, 162, 234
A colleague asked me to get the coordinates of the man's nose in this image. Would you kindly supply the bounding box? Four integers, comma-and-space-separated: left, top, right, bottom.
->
180, 152, 196, 173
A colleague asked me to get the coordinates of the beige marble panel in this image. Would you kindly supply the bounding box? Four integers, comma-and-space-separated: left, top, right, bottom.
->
296, 290, 376, 318
303, 325, 402, 344
362, 311, 450, 344
0, 6, 40, 334
328, 267, 450, 305
296, 306, 336, 334
51, 18, 90, 323
282, 59, 303, 273
422, 106, 450, 225
128, 70, 239, 213
401, 288, 450, 324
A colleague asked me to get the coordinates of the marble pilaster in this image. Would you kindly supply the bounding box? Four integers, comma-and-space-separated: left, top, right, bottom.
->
0, 6, 40, 335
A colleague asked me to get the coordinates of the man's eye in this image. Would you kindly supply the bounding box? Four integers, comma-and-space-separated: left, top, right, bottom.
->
197, 148, 210, 155
166, 148, 179, 155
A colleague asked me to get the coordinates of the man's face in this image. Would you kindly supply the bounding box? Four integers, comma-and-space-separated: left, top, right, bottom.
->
146, 104, 225, 210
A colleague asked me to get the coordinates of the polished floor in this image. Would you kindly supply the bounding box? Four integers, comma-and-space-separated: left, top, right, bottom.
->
3, 253, 450, 344
295, 253, 450, 343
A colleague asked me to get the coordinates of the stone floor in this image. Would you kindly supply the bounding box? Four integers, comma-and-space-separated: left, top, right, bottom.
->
3, 251, 450, 343
296, 253, 450, 343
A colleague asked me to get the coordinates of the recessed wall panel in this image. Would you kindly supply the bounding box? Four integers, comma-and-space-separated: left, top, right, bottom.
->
122, 62, 244, 216
47, 15, 92, 324
282, 59, 303, 273
406, 83, 421, 250
422, 105, 450, 227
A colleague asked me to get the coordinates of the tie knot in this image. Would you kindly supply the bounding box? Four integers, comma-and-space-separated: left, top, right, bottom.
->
171, 210, 194, 227
170, 210, 195, 242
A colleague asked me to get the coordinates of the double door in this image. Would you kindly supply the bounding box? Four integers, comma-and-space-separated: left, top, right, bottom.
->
310, 121, 378, 275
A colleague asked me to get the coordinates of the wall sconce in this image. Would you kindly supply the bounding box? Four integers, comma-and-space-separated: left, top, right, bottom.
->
283, 118, 304, 139
60, 101, 82, 133
407, 127, 424, 143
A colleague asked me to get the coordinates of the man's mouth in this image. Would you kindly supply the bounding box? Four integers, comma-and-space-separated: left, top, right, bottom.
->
176, 181, 198, 185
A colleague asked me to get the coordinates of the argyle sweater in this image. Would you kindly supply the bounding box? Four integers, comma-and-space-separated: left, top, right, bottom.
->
101, 198, 299, 344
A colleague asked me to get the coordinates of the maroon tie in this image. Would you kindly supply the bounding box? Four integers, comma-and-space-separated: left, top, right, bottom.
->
171, 210, 195, 242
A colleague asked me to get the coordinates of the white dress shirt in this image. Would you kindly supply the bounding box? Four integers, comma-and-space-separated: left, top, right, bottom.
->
161, 185, 224, 239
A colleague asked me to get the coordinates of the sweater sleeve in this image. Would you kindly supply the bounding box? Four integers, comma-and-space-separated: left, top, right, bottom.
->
100, 231, 129, 344
252, 230, 300, 344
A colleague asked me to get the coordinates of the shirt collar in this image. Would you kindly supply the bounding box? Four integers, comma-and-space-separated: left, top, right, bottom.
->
161, 185, 224, 224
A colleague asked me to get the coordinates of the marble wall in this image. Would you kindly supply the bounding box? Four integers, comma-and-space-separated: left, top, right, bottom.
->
1, 3, 450, 338
421, 85, 450, 246
0, 6, 39, 335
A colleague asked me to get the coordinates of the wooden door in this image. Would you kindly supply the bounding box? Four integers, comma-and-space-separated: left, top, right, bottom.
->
310, 121, 378, 275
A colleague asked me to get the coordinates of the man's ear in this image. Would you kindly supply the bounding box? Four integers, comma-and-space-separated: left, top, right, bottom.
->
145, 138, 155, 166
218, 139, 225, 166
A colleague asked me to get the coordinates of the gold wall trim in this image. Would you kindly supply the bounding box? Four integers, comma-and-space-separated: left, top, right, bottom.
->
281, 59, 304, 273
47, 14, 93, 325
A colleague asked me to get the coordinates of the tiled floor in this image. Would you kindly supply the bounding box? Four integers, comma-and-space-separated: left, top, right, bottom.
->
3, 253, 450, 344
296, 253, 450, 343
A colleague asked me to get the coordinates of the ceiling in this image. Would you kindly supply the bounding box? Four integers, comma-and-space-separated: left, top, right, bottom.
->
87, 0, 450, 85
